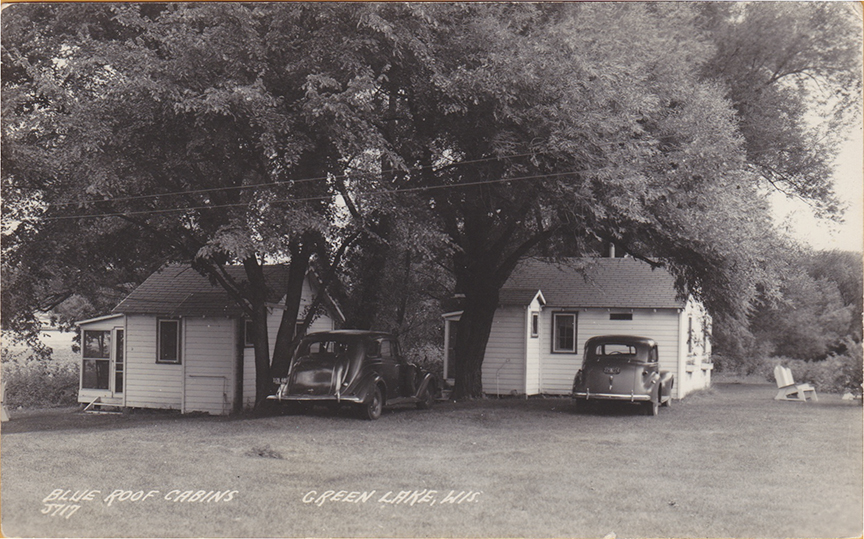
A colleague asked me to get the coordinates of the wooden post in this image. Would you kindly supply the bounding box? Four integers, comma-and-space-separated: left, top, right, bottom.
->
233, 318, 244, 414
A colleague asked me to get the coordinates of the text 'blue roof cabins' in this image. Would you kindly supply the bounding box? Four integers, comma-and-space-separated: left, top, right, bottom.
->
75, 264, 344, 415
443, 257, 713, 400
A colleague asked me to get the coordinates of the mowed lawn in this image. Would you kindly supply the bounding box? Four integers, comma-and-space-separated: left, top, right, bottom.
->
1, 382, 861, 538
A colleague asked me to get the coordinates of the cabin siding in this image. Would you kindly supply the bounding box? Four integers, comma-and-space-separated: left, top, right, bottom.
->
524, 297, 544, 395
482, 306, 526, 395
124, 314, 182, 410
538, 308, 681, 395
676, 298, 712, 398
184, 317, 235, 415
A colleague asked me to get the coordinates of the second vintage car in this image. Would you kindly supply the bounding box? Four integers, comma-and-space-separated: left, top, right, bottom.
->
571, 335, 674, 416
267, 330, 438, 420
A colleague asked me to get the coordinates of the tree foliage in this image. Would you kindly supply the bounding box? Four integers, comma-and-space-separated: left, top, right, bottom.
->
715, 249, 863, 365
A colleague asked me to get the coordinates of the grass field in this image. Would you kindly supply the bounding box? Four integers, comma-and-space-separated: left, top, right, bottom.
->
1, 382, 861, 538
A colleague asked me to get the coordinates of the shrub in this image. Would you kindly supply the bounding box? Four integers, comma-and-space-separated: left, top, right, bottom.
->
1, 357, 80, 408
711, 353, 768, 376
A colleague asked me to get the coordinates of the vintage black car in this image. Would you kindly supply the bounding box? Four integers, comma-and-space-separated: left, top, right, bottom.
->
571, 335, 674, 416
267, 330, 438, 420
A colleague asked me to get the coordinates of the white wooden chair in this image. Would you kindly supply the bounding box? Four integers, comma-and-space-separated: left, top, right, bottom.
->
774, 365, 818, 402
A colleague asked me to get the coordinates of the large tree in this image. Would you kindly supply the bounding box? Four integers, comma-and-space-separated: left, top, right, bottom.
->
332, 3, 851, 398
1, 3, 397, 404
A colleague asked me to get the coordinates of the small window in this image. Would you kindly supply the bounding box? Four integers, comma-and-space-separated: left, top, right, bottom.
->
157, 319, 181, 364
294, 321, 306, 340
610, 313, 632, 321
244, 320, 255, 347
531, 312, 539, 338
552, 313, 577, 353
380, 340, 392, 358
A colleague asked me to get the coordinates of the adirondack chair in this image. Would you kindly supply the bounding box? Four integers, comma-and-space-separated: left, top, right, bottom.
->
774, 365, 818, 402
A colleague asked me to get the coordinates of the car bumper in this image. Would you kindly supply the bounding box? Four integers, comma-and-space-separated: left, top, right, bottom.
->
266, 394, 364, 404
572, 392, 651, 402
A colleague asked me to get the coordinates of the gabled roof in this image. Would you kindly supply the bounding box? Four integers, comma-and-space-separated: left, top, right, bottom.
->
504, 257, 684, 309
498, 288, 546, 307
112, 264, 341, 319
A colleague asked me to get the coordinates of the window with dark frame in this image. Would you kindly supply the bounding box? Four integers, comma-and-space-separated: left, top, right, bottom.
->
244, 319, 255, 347
157, 319, 181, 364
531, 312, 539, 338
552, 312, 577, 353
609, 313, 633, 321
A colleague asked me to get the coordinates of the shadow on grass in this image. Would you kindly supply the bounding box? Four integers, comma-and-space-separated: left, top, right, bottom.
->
4, 383, 858, 435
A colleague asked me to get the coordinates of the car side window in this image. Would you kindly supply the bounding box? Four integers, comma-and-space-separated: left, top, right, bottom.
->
649, 346, 658, 363
366, 340, 380, 358
380, 340, 392, 359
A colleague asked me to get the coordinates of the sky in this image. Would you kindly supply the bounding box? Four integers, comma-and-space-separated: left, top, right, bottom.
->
771, 128, 864, 253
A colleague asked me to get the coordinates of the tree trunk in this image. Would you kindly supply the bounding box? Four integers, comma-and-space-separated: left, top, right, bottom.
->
451, 276, 500, 400
269, 240, 313, 381
242, 257, 272, 407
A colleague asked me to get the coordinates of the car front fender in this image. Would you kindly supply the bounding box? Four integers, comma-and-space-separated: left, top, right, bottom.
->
413, 373, 438, 399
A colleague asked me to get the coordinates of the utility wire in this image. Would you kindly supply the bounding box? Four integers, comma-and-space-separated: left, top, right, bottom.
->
39, 169, 584, 222
30, 150, 545, 209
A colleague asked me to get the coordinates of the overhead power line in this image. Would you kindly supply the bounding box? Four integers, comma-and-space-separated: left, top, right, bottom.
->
39, 169, 584, 222
34, 150, 545, 209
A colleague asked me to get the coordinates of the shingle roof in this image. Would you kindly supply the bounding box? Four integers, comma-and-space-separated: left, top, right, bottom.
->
504, 257, 684, 309
113, 264, 291, 317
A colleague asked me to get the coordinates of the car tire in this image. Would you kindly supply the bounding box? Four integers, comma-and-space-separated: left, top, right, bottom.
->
573, 399, 587, 413
644, 398, 659, 416
417, 384, 435, 410
362, 386, 383, 420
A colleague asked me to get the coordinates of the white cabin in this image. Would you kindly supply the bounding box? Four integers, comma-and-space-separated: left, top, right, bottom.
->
76, 264, 343, 415
444, 258, 712, 400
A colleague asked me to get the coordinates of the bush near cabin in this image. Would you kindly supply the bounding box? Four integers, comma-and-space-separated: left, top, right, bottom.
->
1, 349, 79, 408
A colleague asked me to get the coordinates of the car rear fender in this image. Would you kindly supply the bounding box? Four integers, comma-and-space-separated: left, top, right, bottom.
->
352, 373, 386, 404
659, 371, 674, 397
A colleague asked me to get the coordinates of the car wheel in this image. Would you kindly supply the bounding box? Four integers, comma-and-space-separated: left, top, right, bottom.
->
362, 386, 383, 420
573, 399, 587, 413
644, 397, 659, 416
417, 384, 435, 410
